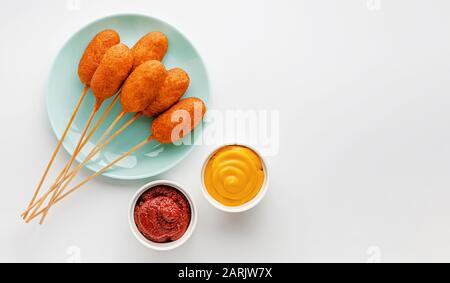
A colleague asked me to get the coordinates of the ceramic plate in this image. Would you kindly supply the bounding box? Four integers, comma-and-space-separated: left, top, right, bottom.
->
47, 14, 210, 180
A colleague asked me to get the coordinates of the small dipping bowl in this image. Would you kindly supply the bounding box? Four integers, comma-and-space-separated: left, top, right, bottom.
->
129, 180, 197, 251
201, 144, 269, 213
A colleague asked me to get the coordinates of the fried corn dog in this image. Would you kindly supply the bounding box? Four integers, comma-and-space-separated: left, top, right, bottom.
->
78, 29, 120, 85
143, 68, 190, 117
151, 97, 206, 143
91, 43, 134, 109
120, 60, 167, 112
131, 31, 168, 69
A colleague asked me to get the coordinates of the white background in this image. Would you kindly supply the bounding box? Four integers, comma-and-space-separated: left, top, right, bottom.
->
1, 0, 450, 263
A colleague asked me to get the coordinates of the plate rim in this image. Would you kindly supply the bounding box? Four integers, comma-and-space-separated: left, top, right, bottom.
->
46, 12, 211, 180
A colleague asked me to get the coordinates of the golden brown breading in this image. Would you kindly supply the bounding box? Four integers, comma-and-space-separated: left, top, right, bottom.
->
151, 97, 206, 144
120, 60, 167, 113
143, 68, 190, 117
131, 31, 168, 69
78, 29, 120, 85
90, 43, 134, 108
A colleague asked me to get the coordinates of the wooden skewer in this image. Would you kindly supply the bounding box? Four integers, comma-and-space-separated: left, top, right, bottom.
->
25, 111, 127, 221
22, 85, 89, 220
40, 112, 143, 221
36, 96, 120, 215
41, 104, 97, 219
32, 112, 143, 223
50, 111, 133, 193
21, 95, 120, 218
38, 112, 141, 223
28, 136, 154, 222
51, 95, 121, 187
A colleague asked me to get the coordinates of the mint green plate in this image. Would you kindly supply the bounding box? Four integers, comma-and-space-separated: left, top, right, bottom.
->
47, 14, 210, 180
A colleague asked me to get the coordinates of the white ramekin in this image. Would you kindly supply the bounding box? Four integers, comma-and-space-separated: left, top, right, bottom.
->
201, 144, 269, 213
129, 180, 197, 251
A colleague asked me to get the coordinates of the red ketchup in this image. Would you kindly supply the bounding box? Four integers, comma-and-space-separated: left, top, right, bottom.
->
134, 185, 191, 243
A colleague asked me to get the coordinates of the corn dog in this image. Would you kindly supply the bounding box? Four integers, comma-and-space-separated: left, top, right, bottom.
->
120, 60, 167, 113
90, 43, 134, 109
143, 68, 190, 117
151, 97, 206, 144
78, 29, 120, 85
131, 31, 168, 69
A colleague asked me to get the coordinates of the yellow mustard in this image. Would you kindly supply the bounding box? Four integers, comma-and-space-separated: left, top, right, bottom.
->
204, 145, 265, 206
